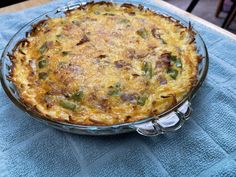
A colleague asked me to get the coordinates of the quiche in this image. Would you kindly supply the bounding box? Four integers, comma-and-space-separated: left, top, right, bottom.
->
10, 2, 200, 125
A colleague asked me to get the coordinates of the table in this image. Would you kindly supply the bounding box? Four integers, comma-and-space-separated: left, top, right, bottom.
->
0, 0, 51, 13
0, 1, 236, 177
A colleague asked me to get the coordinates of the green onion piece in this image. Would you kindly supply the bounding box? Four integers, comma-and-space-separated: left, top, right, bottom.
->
38, 72, 48, 80
60, 21, 66, 25
71, 91, 84, 101
119, 19, 130, 24
58, 61, 68, 68
136, 95, 148, 106
136, 28, 149, 39
103, 13, 115, 16
62, 51, 71, 56
59, 100, 76, 111
170, 55, 182, 68
175, 59, 182, 68
170, 55, 177, 62
39, 42, 48, 54
94, 11, 100, 15
108, 82, 121, 96
38, 59, 48, 68
56, 34, 64, 38
72, 20, 80, 26
142, 61, 149, 73
167, 68, 178, 79
142, 61, 153, 79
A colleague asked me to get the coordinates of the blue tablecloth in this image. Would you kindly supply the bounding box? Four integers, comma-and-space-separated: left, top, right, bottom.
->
0, 0, 236, 176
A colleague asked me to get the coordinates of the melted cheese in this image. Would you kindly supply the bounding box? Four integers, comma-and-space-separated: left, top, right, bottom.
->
11, 2, 199, 125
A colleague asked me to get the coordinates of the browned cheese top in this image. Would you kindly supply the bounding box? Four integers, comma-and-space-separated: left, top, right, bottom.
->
11, 2, 199, 125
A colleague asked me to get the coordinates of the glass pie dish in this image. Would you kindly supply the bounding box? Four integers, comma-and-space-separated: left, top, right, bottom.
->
0, 0, 208, 136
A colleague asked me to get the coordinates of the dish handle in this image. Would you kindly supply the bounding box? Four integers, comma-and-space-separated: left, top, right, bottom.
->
133, 101, 192, 136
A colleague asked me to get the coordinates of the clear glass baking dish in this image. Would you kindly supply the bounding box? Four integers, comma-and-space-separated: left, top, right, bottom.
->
0, 0, 208, 136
